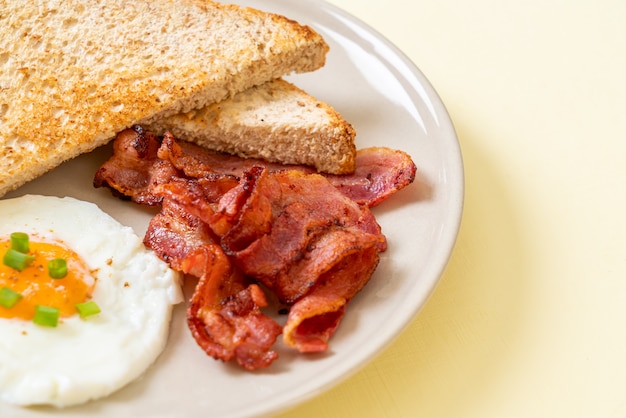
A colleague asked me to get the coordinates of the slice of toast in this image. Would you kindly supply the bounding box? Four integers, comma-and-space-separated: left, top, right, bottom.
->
146, 79, 357, 174
0, 0, 328, 197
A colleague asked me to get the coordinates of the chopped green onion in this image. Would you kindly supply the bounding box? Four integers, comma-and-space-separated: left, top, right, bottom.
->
48, 258, 68, 279
33, 305, 60, 327
3, 248, 35, 272
10, 232, 30, 253
75, 301, 101, 318
0, 287, 22, 309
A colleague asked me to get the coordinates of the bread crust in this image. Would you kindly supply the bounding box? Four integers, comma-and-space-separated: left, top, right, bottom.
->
147, 79, 357, 174
0, 0, 328, 196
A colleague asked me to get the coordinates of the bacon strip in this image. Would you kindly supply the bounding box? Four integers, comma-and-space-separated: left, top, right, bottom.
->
94, 127, 416, 208
158, 134, 416, 207
156, 168, 385, 352
93, 126, 180, 206
94, 126, 416, 366
185, 248, 282, 371
226, 170, 383, 352
324, 147, 416, 207
211, 168, 386, 302
283, 239, 380, 352
145, 197, 282, 370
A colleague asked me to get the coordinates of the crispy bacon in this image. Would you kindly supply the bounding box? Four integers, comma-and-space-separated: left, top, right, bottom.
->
156, 168, 385, 352
93, 126, 180, 206
158, 134, 416, 207
94, 126, 417, 367
184, 248, 282, 371
324, 147, 416, 207
143, 191, 218, 269
283, 240, 380, 352
95, 128, 416, 208
221, 170, 384, 351
145, 197, 282, 370
213, 168, 386, 302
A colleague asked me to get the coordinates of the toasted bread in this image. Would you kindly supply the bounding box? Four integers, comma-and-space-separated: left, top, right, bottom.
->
146, 79, 357, 174
0, 0, 328, 196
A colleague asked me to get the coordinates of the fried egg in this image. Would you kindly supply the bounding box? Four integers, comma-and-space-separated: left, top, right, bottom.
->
0, 195, 182, 407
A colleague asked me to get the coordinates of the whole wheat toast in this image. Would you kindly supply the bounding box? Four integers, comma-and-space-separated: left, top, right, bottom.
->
146, 79, 357, 174
0, 0, 328, 196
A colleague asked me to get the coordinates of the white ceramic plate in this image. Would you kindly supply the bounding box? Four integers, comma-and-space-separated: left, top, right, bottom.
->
3, 1, 463, 417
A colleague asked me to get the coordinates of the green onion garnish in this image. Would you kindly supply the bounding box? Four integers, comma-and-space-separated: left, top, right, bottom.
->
48, 258, 68, 279
33, 305, 60, 327
75, 301, 101, 318
0, 287, 22, 309
10, 232, 30, 253
3, 248, 35, 272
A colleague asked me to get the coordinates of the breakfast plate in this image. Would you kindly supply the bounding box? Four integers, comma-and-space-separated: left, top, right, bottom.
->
3, 0, 463, 417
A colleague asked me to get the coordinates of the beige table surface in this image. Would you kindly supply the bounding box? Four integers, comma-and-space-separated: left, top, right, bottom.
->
278, 1, 626, 417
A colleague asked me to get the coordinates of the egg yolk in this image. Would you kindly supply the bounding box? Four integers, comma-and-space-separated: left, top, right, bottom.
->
0, 238, 94, 320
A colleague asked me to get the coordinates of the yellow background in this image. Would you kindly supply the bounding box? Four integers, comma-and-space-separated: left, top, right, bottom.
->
279, 1, 626, 417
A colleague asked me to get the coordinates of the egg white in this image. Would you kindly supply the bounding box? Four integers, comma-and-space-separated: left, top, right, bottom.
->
0, 195, 183, 407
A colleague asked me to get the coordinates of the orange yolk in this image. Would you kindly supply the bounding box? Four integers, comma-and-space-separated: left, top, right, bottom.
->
0, 238, 94, 320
